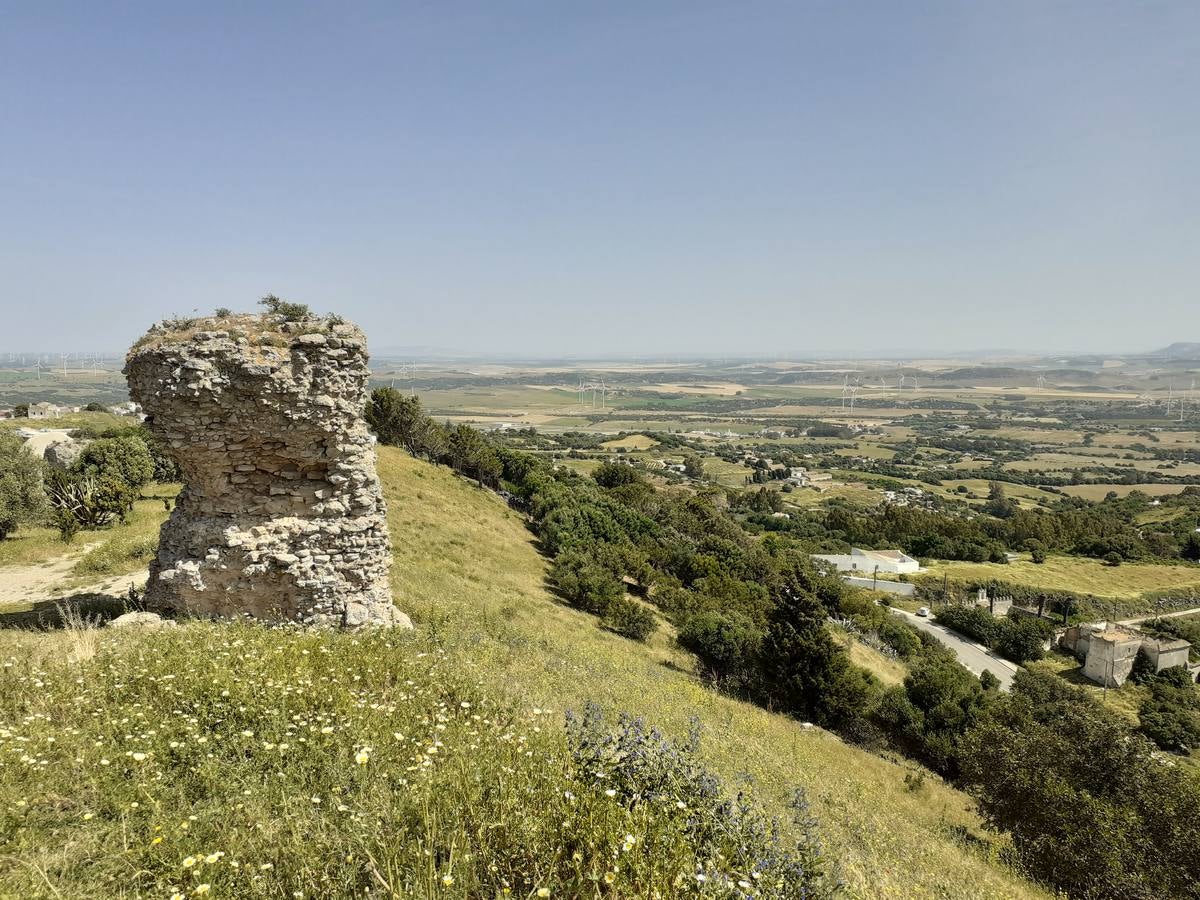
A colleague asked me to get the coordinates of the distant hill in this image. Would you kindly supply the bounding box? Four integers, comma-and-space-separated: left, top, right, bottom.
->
1147, 342, 1200, 359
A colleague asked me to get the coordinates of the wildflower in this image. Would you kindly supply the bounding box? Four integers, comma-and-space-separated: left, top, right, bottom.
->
205, 852, 224, 864
171, 893, 185, 900
194, 886, 211, 896
259, 863, 274, 871
604, 872, 616, 885
151, 836, 164, 846
537, 889, 551, 898
132, 752, 147, 762
604, 788, 616, 797
321, 726, 334, 734
82, 812, 94, 821
442, 874, 454, 886
182, 856, 197, 868
355, 747, 371, 765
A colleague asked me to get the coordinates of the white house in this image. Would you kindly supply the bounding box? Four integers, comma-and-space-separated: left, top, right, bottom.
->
812, 547, 921, 575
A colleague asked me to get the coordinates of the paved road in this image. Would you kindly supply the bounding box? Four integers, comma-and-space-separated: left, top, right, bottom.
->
843, 576, 915, 596
1117, 606, 1200, 626
886, 606, 1020, 690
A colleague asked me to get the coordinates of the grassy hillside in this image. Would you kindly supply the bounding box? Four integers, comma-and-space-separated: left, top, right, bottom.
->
377, 450, 1043, 898
0, 449, 1048, 898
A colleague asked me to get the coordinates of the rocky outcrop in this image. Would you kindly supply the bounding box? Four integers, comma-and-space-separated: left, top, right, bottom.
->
43, 438, 84, 470
124, 313, 407, 628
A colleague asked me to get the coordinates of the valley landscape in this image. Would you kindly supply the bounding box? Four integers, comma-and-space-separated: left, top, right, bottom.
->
2, 325, 1200, 898
4, 3, 1199, 897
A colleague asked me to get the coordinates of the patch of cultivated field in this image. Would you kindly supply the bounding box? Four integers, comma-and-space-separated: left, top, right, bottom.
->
701, 457, 750, 487
922, 555, 1200, 600
987, 428, 1084, 444
646, 382, 746, 396
600, 434, 659, 450
834, 442, 897, 460
1059, 483, 1192, 501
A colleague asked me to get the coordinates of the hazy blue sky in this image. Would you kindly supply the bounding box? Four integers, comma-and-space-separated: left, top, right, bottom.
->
2, 2, 1197, 356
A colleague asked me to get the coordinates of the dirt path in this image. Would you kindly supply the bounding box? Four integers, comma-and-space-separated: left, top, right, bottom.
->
0, 545, 147, 607
1117, 606, 1200, 626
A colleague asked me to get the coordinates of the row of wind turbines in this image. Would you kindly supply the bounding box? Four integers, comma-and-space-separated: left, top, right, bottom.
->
3, 352, 113, 379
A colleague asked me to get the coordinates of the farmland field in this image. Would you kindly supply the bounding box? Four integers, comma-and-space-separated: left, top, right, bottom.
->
921, 556, 1200, 601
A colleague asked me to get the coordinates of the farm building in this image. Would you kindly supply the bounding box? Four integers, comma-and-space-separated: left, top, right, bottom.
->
812, 547, 921, 575
27, 402, 64, 419
1060, 623, 1195, 688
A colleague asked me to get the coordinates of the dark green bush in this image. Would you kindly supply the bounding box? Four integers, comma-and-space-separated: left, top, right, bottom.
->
601, 595, 657, 641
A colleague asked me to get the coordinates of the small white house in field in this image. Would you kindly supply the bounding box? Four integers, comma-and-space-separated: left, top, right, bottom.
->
812, 548, 920, 575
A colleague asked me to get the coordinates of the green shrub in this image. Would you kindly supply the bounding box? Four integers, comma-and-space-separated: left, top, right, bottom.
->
1137, 669, 1200, 752
961, 670, 1200, 900
601, 595, 657, 641
548, 549, 624, 615
992, 616, 1049, 664
565, 703, 835, 897
258, 293, 311, 320
933, 605, 999, 646
0, 432, 49, 540
877, 617, 922, 658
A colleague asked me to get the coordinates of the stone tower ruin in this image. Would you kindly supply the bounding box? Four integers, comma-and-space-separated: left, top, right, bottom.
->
125, 313, 408, 628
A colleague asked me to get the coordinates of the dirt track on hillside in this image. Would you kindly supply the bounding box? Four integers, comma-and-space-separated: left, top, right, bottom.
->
0, 546, 146, 607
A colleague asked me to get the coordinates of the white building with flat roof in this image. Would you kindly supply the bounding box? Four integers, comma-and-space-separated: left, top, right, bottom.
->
812, 547, 921, 575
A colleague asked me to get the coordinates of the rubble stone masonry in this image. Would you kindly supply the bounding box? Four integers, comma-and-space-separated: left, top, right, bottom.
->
125, 313, 408, 628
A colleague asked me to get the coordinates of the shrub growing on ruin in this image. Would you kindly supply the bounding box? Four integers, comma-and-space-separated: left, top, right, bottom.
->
258, 292, 311, 320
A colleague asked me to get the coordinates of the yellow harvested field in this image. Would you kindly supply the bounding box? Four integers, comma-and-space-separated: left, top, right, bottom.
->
601, 434, 660, 449
646, 382, 746, 396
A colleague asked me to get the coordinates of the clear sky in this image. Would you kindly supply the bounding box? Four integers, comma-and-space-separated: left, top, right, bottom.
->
2, 2, 1197, 357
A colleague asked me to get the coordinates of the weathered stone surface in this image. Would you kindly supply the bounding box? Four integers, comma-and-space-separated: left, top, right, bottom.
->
109, 611, 178, 629
43, 438, 85, 470
124, 313, 408, 628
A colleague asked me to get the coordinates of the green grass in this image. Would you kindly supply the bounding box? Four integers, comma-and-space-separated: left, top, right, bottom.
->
921, 555, 1200, 601
1026, 651, 1147, 725
1058, 483, 1192, 501
0, 490, 177, 589
0, 411, 129, 434
0, 450, 1049, 898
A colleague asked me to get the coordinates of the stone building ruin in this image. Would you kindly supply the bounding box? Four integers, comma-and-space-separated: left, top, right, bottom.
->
1060, 623, 1194, 687
125, 313, 408, 628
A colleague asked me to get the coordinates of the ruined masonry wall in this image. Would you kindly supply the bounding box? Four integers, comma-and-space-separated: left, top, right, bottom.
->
124, 315, 408, 627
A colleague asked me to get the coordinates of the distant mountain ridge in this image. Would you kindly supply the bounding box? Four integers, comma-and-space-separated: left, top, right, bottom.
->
1147, 342, 1200, 359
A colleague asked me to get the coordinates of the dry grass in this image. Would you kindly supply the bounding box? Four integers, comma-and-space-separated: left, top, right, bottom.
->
600, 434, 660, 450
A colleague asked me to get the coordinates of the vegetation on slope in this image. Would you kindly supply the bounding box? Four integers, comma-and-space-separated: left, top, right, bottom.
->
376, 449, 1044, 898
0, 449, 1042, 898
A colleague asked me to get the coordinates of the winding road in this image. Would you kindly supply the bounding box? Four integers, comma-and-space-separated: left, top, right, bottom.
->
886, 606, 1021, 690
